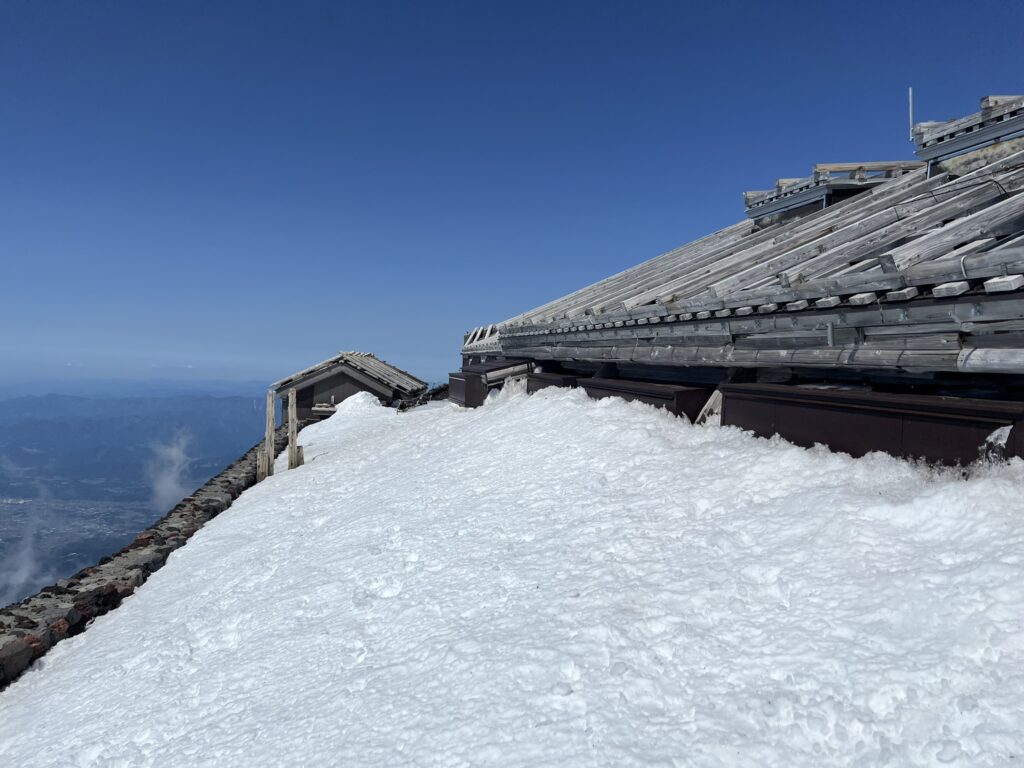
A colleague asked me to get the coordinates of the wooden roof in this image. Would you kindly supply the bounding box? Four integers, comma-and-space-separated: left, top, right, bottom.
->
463, 103, 1024, 375
272, 352, 427, 397
914, 95, 1024, 162
743, 162, 924, 219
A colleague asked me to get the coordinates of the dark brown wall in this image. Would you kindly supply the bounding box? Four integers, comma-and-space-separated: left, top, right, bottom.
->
296, 371, 391, 420
721, 384, 1024, 465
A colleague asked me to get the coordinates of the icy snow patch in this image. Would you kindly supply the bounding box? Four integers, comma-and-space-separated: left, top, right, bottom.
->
2, 388, 1024, 766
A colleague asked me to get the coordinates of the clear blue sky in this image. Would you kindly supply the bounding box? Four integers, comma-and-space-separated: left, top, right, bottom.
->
1, 0, 1021, 384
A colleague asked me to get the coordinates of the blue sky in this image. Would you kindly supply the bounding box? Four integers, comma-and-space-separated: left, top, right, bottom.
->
1, 1, 1021, 384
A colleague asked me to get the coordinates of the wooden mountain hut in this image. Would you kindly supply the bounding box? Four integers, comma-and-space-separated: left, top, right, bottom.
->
273, 351, 427, 421
453, 94, 1024, 465
258, 352, 427, 480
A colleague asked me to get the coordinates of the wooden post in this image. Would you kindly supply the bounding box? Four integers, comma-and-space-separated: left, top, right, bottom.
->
262, 389, 276, 479
287, 388, 303, 469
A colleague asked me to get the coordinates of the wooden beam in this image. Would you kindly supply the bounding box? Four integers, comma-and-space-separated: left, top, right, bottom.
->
260, 389, 275, 481
932, 281, 970, 298
985, 275, 1024, 293
287, 388, 303, 470
812, 162, 924, 174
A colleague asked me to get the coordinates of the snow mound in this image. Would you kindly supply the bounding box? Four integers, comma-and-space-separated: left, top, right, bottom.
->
2, 388, 1024, 766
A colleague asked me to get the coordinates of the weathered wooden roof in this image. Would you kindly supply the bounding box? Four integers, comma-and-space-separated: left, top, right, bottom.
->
463, 105, 1024, 375
914, 95, 1024, 162
272, 352, 427, 396
743, 162, 924, 219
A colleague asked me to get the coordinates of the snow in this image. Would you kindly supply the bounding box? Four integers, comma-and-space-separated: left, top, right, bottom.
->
2, 386, 1024, 766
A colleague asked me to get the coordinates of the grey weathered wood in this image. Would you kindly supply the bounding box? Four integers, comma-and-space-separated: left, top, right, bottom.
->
813, 161, 924, 174
509, 294, 1024, 359
671, 171, 948, 303
510, 339, 967, 373
287, 388, 303, 470
485, 137, 1024, 377
496, 149, 1024, 337
262, 390, 275, 479
650, 169, 938, 308
958, 346, 1024, 373
513, 219, 752, 322
932, 281, 971, 298
985, 274, 1024, 293
886, 190, 1024, 271
771, 165, 1024, 288
694, 389, 723, 425
708, 152, 1024, 305
623, 168, 936, 312
886, 286, 920, 301
848, 293, 877, 306
585, 222, 756, 315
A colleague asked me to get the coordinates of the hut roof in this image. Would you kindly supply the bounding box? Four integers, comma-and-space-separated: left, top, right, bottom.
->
462, 96, 1024, 377
272, 352, 427, 397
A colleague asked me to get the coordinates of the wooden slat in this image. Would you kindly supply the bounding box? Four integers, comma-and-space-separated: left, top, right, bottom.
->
640, 169, 939, 309
985, 275, 1024, 293
701, 151, 1024, 309
932, 281, 970, 298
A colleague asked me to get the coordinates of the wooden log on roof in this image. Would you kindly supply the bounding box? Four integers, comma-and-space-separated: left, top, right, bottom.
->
770, 164, 1023, 283
641, 169, 938, 310
564, 222, 753, 318
887, 193, 1024, 271
564, 221, 754, 318
505, 220, 752, 324
759, 150, 1024, 291
812, 161, 924, 174
615, 170, 934, 314
703, 152, 1024, 305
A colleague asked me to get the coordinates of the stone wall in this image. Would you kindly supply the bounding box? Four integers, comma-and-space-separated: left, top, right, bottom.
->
0, 425, 290, 690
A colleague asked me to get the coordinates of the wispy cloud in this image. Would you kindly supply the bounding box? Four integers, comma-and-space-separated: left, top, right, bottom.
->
0, 520, 57, 607
146, 431, 193, 512
0, 462, 55, 607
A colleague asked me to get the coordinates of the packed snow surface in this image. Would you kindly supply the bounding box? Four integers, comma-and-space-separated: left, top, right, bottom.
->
2, 387, 1024, 766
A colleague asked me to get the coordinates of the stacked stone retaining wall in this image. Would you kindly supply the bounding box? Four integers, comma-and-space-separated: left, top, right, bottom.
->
0, 425, 290, 690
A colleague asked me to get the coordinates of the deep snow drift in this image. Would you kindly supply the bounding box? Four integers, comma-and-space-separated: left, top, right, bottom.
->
1, 387, 1023, 766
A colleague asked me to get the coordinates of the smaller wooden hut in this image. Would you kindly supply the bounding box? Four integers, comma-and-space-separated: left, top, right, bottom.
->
272, 351, 427, 421
257, 352, 427, 480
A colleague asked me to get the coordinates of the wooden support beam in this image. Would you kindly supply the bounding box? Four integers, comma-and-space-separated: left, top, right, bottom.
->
258, 389, 275, 481
287, 388, 303, 470
985, 274, 1024, 293
848, 293, 877, 306
933, 281, 970, 298
885, 287, 920, 301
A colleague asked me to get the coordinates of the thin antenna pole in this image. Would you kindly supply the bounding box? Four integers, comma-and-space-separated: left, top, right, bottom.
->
908, 86, 914, 141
